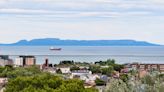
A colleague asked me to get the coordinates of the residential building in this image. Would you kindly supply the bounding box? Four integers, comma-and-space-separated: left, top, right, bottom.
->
139, 64, 146, 71
14, 58, 23, 67
128, 63, 164, 73
71, 70, 92, 76
159, 64, 164, 73
15, 56, 36, 67
43, 67, 56, 74
0, 55, 13, 66
60, 67, 71, 74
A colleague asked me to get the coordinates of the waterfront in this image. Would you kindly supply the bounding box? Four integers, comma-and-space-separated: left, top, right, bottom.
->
0, 46, 164, 64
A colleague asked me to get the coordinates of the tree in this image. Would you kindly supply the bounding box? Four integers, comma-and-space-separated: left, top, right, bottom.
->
4, 66, 41, 78
120, 74, 129, 83
70, 66, 80, 71
5, 72, 98, 92
141, 75, 155, 86
106, 59, 115, 65
113, 64, 124, 72
59, 60, 74, 65
89, 65, 101, 73
95, 78, 105, 86
101, 66, 114, 76
105, 79, 129, 92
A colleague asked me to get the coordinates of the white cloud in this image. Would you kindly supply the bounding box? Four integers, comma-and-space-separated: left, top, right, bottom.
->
0, 0, 164, 44
0, 8, 53, 14
148, 0, 164, 4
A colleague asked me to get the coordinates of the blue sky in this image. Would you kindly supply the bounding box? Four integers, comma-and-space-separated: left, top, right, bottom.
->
0, 0, 164, 44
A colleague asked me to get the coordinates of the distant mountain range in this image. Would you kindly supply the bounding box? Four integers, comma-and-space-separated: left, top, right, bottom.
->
0, 38, 161, 46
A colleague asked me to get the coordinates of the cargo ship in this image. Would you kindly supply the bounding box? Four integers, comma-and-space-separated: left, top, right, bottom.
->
49, 47, 62, 51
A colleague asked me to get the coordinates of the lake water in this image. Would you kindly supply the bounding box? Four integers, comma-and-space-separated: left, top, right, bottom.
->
0, 46, 164, 64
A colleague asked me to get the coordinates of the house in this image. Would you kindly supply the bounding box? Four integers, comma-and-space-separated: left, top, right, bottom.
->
100, 75, 108, 83
60, 67, 71, 74
121, 68, 129, 73
84, 82, 96, 88
43, 67, 56, 74
71, 70, 99, 85
0, 78, 8, 87
71, 70, 92, 76
71, 70, 91, 79
0, 78, 7, 84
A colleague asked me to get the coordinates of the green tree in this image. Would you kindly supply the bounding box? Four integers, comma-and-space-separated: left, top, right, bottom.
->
70, 66, 80, 71
89, 65, 101, 73
113, 64, 124, 72
101, 66, 114, 76
5, 73, 98, 92
120, 74, 129, 83
95, 78, 105, 86
105, 79, 129, 92
141, 75, 155, 86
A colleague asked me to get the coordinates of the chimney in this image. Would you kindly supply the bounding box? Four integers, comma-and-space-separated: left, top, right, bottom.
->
45, 58, 49, 67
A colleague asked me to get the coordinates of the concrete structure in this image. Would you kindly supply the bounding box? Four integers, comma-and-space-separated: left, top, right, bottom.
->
14, 58, 23, 67
159, 65, 164, 72
41, 58, 57, 74
25, 57, 35, 66
42, 58, 49, 69
15, 56, 36, 67
0, 55, 13, 66
130, 63, 164, 72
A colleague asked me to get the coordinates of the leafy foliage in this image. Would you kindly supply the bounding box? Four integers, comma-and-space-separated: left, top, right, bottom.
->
5, 73, 97, 92
105, 79, 129, 92
3, 66, 97, 92
70, 66, 80, 71
89, 65, 101, 74
95, 78, 106, 86
120, 74, 129, 83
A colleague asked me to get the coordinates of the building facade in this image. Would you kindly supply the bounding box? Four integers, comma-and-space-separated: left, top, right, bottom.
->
130, 63, 164, 72
15, 56, 36, 67
0, 55, 13, 66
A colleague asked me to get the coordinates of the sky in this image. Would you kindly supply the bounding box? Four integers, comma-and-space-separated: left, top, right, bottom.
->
0, 0, 164, 44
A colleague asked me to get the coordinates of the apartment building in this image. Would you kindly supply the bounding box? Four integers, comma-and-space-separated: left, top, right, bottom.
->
130, 63, 164, 72
0, 55, 13, 66
15, 56, 36, 67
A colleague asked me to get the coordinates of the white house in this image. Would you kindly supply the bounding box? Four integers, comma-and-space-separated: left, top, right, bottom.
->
71, 70, 99, 83
0, 78, 8, 85
60, 67, 71, 74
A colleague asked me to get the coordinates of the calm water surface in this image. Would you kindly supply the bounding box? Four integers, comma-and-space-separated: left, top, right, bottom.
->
0, 46, 164, 64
